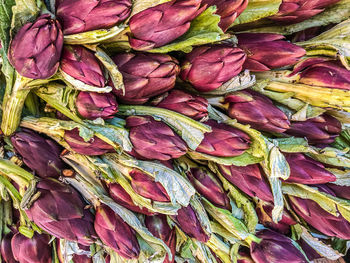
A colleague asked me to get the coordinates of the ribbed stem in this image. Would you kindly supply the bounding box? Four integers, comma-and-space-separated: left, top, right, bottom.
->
1, 74, 32, 136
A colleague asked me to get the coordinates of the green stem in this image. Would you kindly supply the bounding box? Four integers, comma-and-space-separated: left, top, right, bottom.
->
1, 74, 32, 136
24, 92, 40, 116
0, 175, 22, 202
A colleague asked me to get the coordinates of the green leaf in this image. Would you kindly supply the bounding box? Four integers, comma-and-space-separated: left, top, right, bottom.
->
297, 225, 343, 261
11, 0, 39, 34
273, 137, 311, 153
149, 6, 230, 53
190, 195, 212, 238
246, 0, 350, 35
117, 105, 211, 150
326, 168, 350, 186
63, 24, 126, 45
85, 120, 133, 153
231, 0, 282, 26
102, 154, 196, 214
202, 198, 259, 245
65, 174, 172, 262
261, 140, 290, 222
206, 234, 232, 263
188, 150, 262, 166
34, 84, 81, 123
0, 0, 15, 52
213, 165, 258, 233
308, 147, 350, 168
283, 183, 350, 222
251, 80, 326, 120
94, 47, 125, 94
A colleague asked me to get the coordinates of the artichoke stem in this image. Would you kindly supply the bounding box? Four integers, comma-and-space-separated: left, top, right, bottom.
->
1, 75, 32, 136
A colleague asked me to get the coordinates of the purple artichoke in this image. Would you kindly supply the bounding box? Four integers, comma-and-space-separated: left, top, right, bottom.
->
8, 14, 63, 79
186, 166, 230, 210
225, 90, 290, 133
130, 169, 170, 202
108, 183, 155, 215
171, 205, 210, 242
94, 204, 140, 259
291, 59, 350, 90
60, 45, 105, 87
11, 129, 67, 178
218, 164, 274, 202
154, 90, 209, 121
126, 116, 187, 161
112, 52, 179, 104
284, 153, 336, 184
196, 120, 250, 157
76, 91, 118, 120
201, 0, 248, 32
25, 178, 97, 245
256, 202, 296, 234
238, 250, 254, 263
326, 184, 350, 200
269, 0, 341, 24
56, 0, 132, 35
128, 0, 205, 50
64, 128, 115, 156
11, 233, 52, 263
298, 238, 322, 261
251, 229, 308, 263
145, 215, 176, 263
180, 45, 247, 92
286, 114, 341, 144
236, 33, 306, 72
1, 233, 17, 263
289, 184, 350, 240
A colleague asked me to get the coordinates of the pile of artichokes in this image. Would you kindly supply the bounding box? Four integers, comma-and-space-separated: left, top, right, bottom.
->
0, 0, 350, 262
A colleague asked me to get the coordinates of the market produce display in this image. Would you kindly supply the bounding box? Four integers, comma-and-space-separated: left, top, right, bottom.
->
0, 0, 350, 262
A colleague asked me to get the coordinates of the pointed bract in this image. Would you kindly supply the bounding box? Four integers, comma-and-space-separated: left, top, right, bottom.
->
292, 59, 350, 91
289, 185, 350, 240
154, 90, 209, 121
25, 178, 97, 245
187, 167, 230, 210
269, 0, 341, 24
112, 53, 180, 104
94, 204, 140, 259
201, 0, 248, 31
180, 45, 246, 92
64, 128, 115, 156
11, 129, 67, 178
145, 215, 176, 263
11, 233, 52, 263
226, 90, 290, 133
284, 153, 336, 184
8, 14, 63, 79
129, 0, 205, 50
1, 233, 17, 263
237, 33, 305, 72
256, 202, 296, 234
171, 205, 210, 242
286, 114, 341, 144
196, 120, 250, 157
76, 91, 118, 120
130, 169, 170, 202
218, 164, 274, 202
251, 229, 308, 263
126, 116, 187, 161
56, 0, 131, 34
61, 45, 105, 87
108, 183, 155, 215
